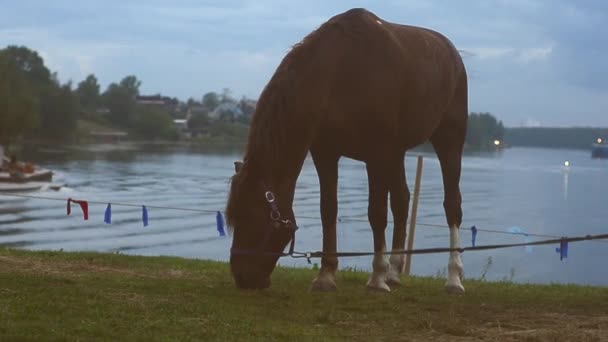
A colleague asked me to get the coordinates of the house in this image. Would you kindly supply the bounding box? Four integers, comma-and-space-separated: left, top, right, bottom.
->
136, 95, 166, 106
209, 102, 244, 121
173, 119, 188, 132
136, 95, 181, 117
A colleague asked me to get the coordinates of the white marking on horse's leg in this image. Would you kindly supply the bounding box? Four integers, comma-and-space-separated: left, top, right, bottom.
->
367, 247, 391, 292
386, 252, 404, 287
445, 225, 465, 294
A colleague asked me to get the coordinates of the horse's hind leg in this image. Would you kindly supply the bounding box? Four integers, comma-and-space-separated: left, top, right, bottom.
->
432, 133, 465, 294
310, 150, 339, 292
365, 161, 391, 292
431, 80, 467, 294
386, 155, 410, 287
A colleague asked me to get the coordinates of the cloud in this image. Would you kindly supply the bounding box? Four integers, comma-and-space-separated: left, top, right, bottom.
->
518, 45, 554, 62
1, 0, 607, 126
0, 28, 132, 84
464, 47, 515, 60
463, 44, 554, 63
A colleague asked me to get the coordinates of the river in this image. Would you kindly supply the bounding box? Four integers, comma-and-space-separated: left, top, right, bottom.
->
1, 144, 607, 286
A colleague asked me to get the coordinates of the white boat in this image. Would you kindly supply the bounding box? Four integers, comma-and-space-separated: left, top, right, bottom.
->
0, 181, 65, 193
0, 169, 54, 183
0, 182, 45, 192
0, 155, 58, 192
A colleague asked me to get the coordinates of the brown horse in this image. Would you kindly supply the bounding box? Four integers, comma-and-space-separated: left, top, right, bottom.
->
226, 8, 467, 293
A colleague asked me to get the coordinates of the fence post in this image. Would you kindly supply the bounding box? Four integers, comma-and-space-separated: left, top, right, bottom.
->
404, 155, 423, 276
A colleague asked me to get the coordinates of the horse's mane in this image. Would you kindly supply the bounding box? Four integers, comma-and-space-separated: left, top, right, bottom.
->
226, 9, 382, 227
225, 38, 315, 227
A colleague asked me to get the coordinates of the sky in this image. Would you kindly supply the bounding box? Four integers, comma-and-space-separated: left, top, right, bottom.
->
1, 0, 606, 127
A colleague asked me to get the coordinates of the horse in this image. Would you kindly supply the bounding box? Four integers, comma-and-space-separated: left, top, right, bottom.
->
225, 8, 467, 294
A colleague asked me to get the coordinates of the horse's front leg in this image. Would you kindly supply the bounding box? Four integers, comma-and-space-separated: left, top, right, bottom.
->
387, 156, 409, 287
366, 162, 391, 292
310, 152, 339, 292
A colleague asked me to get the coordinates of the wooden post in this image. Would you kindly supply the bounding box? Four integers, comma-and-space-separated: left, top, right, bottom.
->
404, 155, 423, 276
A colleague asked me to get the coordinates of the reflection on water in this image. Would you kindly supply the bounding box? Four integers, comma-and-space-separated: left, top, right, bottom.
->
1, 144, 607, 286
563, 169, 569, 200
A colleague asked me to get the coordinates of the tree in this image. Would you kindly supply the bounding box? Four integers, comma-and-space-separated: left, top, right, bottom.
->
1, 45, 77, 142
187, 112, 210, 133
466, 112, 505, 149
220, 88, 234, 104
102, 75, 141, 127
130, 105, 177, 140
38, 83, 78, 141
187, 98, 200, 107
119, 75, 141, 98
202, 92, 220, 111
76, 74, 100, 110
0, 52, 39, 146
1, 45, 51, 86
103, 83, 135, 126
238, 96, 256, 118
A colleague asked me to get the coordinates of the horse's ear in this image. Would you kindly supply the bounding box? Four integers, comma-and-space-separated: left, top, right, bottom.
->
234, 161, 244, 173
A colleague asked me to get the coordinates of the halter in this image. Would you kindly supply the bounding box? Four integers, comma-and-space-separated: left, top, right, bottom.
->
230, 186, 299, 257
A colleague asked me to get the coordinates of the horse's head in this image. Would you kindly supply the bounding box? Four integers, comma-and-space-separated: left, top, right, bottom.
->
226, 161, 297, 289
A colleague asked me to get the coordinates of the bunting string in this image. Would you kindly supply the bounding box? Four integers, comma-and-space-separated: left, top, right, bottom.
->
1, 192, 607, 246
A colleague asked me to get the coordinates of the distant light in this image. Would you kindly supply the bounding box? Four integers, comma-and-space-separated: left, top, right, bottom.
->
494, 140, 501, 146
564, 161, 570, 167
598, 138, 603, 144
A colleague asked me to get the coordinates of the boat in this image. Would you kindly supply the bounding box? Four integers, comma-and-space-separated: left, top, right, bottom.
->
0, 168, 54, 183
591, 138, 608, 159
0, 181, 64, 193
1, 154, 53, 183
0, 182, 45, 192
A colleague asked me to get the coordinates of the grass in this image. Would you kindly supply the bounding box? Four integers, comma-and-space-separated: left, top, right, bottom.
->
76, 118, 123, 134
1, 248, 607, 341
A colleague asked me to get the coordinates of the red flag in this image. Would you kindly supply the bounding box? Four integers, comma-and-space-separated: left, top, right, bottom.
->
67, 198, 89, 220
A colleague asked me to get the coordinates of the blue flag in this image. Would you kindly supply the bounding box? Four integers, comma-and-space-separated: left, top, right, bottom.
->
216, 211, 226, 237
104, 204, 112, 224
142, 206, 149, 227
471, 226, 477, 247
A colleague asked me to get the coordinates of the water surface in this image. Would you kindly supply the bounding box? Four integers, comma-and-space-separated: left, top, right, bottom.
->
1, 144, 606, 286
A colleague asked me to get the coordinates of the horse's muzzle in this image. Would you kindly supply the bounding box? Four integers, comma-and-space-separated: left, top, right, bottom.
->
233, 272, 271, 290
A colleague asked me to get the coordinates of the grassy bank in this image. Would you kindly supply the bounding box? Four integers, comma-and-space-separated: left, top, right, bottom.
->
1, 249, 607, 341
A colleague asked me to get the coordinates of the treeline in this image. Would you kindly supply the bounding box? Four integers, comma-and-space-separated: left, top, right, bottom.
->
0, 45, 255, 147
2, 45, 510, 149
505, 127, 607, 149
0, 45, 178, 145
465, 112, 505, 149
81, 74, 180, 141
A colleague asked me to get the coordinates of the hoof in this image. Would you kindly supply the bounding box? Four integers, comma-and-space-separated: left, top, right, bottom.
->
310, 277, 337, 292
366, 278, 391, 293
444, 282, 465, 295
385, 272, 402, 288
